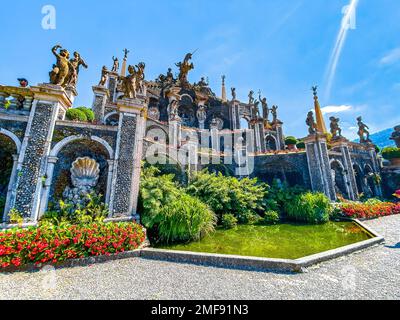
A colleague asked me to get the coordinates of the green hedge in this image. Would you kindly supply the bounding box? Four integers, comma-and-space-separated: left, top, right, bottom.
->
76, 107, 95, 122
382, 147, 400, 160
66, 108, 87, 122
285, 136, 298, 146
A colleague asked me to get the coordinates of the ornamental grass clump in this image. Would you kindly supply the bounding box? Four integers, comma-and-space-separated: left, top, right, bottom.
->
186, 170, 266, 223
285, 192, 332, 224
139, 167, 216, 244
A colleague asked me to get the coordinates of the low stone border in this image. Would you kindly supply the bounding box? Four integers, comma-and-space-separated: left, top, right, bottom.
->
139, 219, 385, 273
0, 219, 384, 274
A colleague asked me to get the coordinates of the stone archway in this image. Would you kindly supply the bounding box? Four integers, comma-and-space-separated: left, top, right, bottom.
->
265, 135, 277, 151
0, 129, 21, 221
40, 136, 115, 217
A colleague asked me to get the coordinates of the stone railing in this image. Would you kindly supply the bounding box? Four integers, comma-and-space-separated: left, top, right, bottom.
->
0, 85, 34, 113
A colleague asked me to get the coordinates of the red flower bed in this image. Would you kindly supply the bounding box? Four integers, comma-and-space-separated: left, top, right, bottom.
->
340, 202, 400, 220
0, 222, 146, 269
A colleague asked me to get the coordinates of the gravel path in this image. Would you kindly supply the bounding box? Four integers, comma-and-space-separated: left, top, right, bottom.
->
1, 215, 399, 300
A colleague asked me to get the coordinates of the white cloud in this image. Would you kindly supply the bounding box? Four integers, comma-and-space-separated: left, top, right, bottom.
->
380, 48, 400, 65
321, 105, 352, 114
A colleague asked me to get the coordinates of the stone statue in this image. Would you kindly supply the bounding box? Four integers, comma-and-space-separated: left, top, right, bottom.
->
330, 116, 342, 139
123, 48, 130, 60
259, 92, 269, 120
210, 117, 223, 130
112, 56, 119, 72
66, 51, 88, 87
271, 105, 278, 123
167, 100, 179, 121
196, 105, 207, 123
231, 87, 236, 100
306, 111, 317, 134
18, 78, 29, 87
357, 116, 371, 143
253, 100, 260, 118
197, 77, 208, 87
49, 44, 70, 87
390, 125, 400, 148
248, 90, 255, 105
98, 66, 108, 86
120, 65, 137, 98
175, 52, 194, 86
135, 62, 146, 93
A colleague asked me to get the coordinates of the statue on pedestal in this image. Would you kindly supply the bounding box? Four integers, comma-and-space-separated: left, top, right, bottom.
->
390, 125, 400, 148
306, 111, 317, 135
176, 52, 194, 86
66, 51, 88, 88
49, 44, 70, 87
98, 66, 108, 86
248, 90, 254, 105
120, 65, 137, 98
330, 116, 342, 139
357, 116, 371, 143
231, 87, 236, 101
196, 105, 207, 123
112, 56, 119, 72
271, 105, 278, 123
259, 92, 269, 121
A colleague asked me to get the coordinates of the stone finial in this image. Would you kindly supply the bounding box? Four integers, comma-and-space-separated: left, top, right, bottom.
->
311, 85, 327, 134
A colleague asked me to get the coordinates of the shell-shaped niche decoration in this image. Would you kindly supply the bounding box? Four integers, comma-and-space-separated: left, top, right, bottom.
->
70, 157, 100, 188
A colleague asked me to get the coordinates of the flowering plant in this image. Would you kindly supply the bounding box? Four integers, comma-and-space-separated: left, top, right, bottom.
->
340, 201, 400, 220
393, 190, 400, 199
0, 221, 145, 269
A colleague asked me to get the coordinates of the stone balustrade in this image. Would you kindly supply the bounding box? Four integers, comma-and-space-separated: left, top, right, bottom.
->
0, 85, 34, 113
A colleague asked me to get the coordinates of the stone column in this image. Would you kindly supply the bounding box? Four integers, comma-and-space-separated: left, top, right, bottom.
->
274, 122, 284, 151
38, 156, 59, 218
304, 133, 336, 201
3, 154, 19, 221
105, 159, 114, 207
331, 139, 358, 200
253, 119, 266, 153
12, 84, 72, 221
92, 85, 110, 123
109, 96, 147, 220
230, 101, 240, 130
366, 144, 383, 197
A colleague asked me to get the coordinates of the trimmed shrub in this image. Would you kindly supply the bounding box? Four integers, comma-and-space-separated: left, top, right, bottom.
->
382, 147, 400, 160
187, 170, 267, 223
221, 214, 238, 229
285, 136, 298, 146
296, 141, 305, 149
262, 210, 280, 225
66, 108, 87, 122
0, 221, 146, 269
285, 192, 332, 224
139, 167, 216, 244
76, 107, 95, 122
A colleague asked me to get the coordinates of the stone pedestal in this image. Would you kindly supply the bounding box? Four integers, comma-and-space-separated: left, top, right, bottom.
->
12, 84, 73, 220
92, 85, 110, 123
107, 71, 119, 103
304, 133, 336, 200
109, 96, 147, 220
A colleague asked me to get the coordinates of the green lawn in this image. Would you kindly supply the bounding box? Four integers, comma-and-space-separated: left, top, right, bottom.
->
158, 221, 372, 259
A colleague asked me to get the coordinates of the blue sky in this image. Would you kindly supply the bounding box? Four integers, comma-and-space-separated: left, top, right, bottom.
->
0, 0, 399, 139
